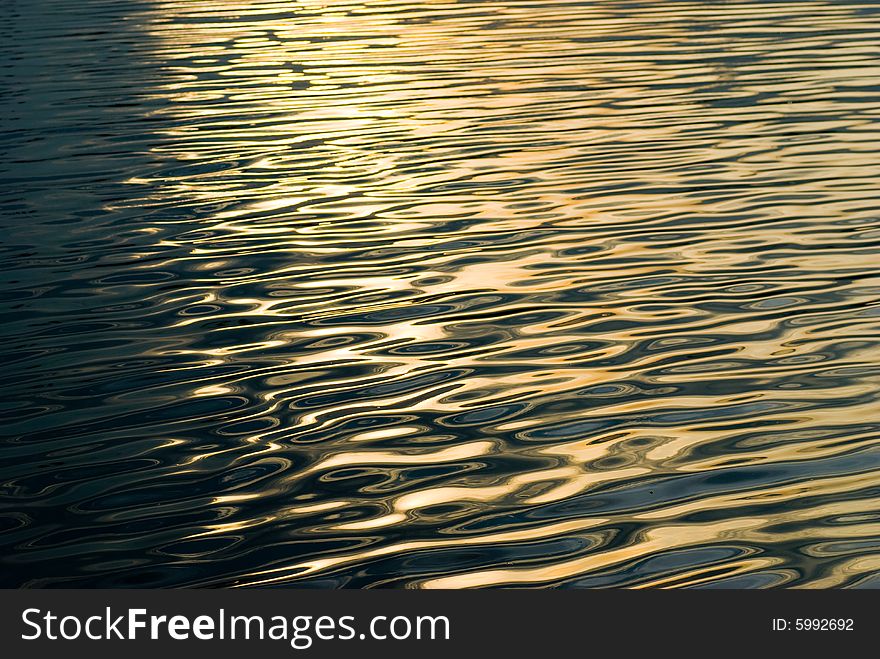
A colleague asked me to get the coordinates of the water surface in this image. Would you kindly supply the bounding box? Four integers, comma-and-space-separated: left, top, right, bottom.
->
2, 0, 880, 588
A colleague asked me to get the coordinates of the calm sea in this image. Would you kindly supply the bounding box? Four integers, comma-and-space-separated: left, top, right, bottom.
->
2, 0, 880, 588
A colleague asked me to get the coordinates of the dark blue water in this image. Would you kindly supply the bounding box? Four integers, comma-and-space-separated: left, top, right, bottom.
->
2, 0, 880, 588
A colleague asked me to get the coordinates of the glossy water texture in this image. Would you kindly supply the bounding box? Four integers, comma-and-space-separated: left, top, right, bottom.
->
3, 0, 880, 588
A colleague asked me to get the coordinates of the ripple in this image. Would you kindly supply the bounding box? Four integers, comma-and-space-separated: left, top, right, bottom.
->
2, 0, 880, 588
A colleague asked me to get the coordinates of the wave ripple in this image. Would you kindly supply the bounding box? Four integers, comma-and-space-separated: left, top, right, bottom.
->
2, 0, 880, 588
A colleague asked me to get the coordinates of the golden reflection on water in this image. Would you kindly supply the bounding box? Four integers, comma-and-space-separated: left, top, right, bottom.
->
5, 0, 880, 588
135, 0, 880, 588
